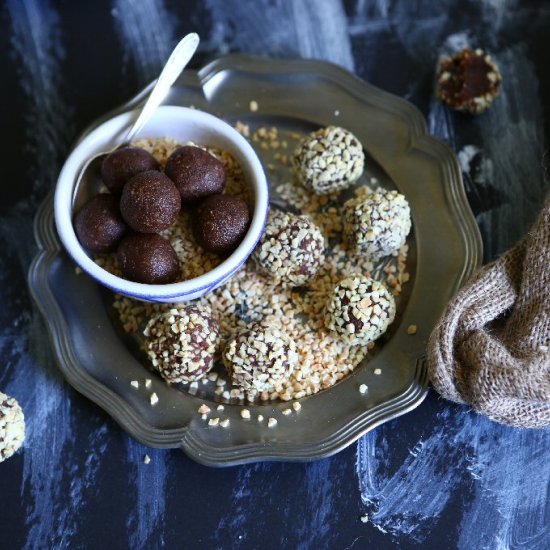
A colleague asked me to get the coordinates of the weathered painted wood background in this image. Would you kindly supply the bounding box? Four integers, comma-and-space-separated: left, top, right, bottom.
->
0, 1, 548, 548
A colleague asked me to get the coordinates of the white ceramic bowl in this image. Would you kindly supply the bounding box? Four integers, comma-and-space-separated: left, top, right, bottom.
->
54, 106, 269, 303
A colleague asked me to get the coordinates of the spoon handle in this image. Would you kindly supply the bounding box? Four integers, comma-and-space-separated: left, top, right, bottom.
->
124, 33, 200, 143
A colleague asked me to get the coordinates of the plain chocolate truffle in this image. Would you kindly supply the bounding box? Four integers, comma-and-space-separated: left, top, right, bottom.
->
193, 194, 250, 255
120, 170, 181, 233
165, 146, 226, 202
101, 146, 159, 194
117, 233, 179, 284
74, 194, 127, 252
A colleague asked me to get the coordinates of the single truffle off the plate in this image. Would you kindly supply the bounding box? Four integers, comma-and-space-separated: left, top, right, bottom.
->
0, 391, 25, 463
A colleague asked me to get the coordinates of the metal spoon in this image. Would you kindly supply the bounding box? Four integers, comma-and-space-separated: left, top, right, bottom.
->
71, 32, 200, 210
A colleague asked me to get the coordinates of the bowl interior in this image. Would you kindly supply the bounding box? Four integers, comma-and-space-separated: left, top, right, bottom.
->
54, 106, 269, 302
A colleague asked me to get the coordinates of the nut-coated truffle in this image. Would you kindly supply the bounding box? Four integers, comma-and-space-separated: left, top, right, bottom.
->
436, 48, 502, 114
293, 126, 364, 195
120, 170, 181, 233
193, 194, 250, 255
144, 306, 220, 383
0, 391, 25, 463
325, 275, 396, 346
252, 210, 325, 287
223, 323, 298, 394
101, 146, 159, 194
165, 145, 226, 202
342, 189, 411, 260
116, 233, 179, 284
74, 194, 127, 252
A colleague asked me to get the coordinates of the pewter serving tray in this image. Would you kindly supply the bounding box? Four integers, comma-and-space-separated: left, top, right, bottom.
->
28, 55, 481, 466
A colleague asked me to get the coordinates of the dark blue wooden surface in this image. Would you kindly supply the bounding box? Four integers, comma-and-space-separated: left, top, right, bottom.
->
0, 1, 549, 549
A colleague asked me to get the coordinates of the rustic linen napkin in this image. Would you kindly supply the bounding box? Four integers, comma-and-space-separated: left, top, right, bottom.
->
428, 194, 550, 428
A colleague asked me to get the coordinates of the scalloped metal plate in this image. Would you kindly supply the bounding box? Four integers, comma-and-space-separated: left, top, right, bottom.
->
28, 55, 481, 466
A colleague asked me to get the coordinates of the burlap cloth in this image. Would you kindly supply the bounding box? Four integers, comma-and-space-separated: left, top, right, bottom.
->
428, 195, 550, 428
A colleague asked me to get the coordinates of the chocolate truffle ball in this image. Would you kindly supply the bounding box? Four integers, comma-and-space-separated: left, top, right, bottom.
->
101, 146, 159, 194
293, 126, 365, 195
252, 210, 325, 287
120, 170, 181, 233
165, 146, 226, 202
116, 233, 179, 284
74, 194, 127, 252
0, 391, 25, 463
325, 276, 396, 346
144, 306, 220, 383
193, 194, 250, 255
343, 189, 411, 260
437, 48, 502, 114
223, 323, 298, 394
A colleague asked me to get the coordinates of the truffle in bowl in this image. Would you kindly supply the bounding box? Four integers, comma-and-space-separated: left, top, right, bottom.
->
55, 106, 269, 303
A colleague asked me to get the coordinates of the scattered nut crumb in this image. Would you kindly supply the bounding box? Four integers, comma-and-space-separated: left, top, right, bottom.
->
373, 369, 382, 376
407, 324, 417, 335
267, 417, 278, 428
220, 418, 230, 428
217, 405, 225, 411
198, 404, 211, 415
130, 380, 139, 389
257, 414, 264, 422
144, 379, 152, 389
201, 414, 207, 420
359, 384, 368, 394
282, 408, 292, 416
249, 100, 258, 112
292, 402, 301, 412
360, 514, 369, 523
75, 266, 83, 275
241, 409, 251, 420
208, 417, 220, 427
207, 372, 219, 382
150, 392, 159, 406
144, 454, 151, 465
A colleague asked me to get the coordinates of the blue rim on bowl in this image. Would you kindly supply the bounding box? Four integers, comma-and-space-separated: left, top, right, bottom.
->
54, 106, 269, 303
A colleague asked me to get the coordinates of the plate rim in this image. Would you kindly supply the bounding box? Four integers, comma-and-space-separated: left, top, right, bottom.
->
28, 54, 482, 465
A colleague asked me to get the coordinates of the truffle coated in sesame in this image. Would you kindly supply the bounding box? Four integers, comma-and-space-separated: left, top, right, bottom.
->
120, 170, 181, 233
101, 146, 160, 194
165, 146, 226, 202
293, 126, 364, 195
0, 391, 25, 463
193, 194, 251, 255
144, 306, 220, 383
74, 194, 127, 252
252, 210, 325, 287
117, 233, 179, 284
343, 189, 411, 260
436, 48, 502, 114
325, 275, 396, 346
223, 323, 298, 394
